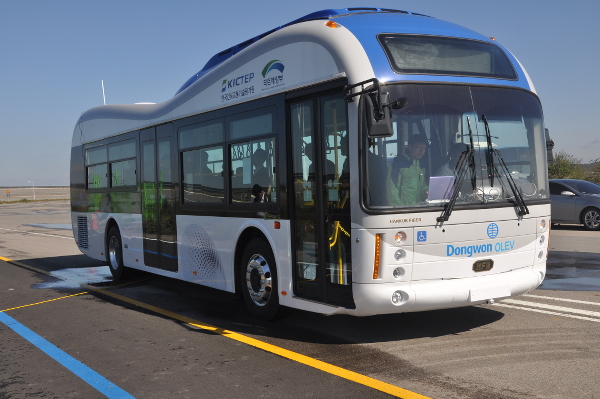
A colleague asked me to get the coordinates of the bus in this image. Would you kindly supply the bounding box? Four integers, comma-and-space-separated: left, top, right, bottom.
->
71, 8, 550, 319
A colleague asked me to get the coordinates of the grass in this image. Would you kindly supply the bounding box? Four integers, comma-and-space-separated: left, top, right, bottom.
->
0, 198, 69, 204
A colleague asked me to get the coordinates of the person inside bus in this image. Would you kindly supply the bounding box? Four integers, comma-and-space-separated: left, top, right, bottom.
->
339, 134, 350, 209
387, 134, 429, 206
304, 142, 336, 188
199, 150, 212, 176
252, 184, 265, 202
252, 148, 271, 201
340, 135, 349, 187
434, 143, 469, 177
196, 150, 213, 194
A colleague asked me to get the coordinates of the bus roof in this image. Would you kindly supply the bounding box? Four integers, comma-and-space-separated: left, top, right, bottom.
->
175, 8, 436, 95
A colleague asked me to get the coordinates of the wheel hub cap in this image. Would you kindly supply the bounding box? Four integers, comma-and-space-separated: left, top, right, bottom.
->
108, 236, 119, 270
585, 211, 600, 229
245, 254, 272, 306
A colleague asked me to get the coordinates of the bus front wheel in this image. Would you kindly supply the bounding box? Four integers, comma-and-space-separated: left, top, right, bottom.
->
106, 226, 131, 280
240, 239, 287, 320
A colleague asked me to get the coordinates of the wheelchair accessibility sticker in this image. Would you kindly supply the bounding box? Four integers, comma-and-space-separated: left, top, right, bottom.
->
417, 231, 427, 242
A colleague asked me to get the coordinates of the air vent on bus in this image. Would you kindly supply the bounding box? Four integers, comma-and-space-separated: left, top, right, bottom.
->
347, 8, 378, 11
77, 216, 89, 249
381, 9, 409, 14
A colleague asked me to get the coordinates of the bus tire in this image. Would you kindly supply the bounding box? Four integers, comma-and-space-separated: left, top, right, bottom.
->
106, 226, 131, 280
240, 239, 288, 320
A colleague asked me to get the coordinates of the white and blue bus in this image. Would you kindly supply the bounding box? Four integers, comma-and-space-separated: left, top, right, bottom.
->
71, 8, 550, 319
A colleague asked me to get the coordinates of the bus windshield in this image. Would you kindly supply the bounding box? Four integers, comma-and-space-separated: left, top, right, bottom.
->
364, 84, 548, 210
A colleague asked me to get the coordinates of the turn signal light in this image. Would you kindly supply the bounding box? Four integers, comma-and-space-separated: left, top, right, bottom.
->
325, 21, 341, 28
373, 234, 382, 279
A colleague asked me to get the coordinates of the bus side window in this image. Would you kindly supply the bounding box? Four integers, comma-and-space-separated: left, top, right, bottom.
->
182, 146, 224, 204
230, 138, 276, 203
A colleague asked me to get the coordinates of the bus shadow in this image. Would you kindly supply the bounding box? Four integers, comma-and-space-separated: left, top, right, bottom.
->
278, 305, 505, 344
18, 254, 505, 345
114, 274, 505, 345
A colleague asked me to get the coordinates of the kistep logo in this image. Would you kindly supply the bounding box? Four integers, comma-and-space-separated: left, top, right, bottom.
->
262, 60, 285, 90
261, 60, 285, 77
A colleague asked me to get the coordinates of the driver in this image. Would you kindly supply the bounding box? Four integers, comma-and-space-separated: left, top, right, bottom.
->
387, 135, 429, 206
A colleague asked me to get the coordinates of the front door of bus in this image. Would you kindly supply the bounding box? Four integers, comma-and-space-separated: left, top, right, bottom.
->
288, 92, 353, 308
141, 124, 178, 271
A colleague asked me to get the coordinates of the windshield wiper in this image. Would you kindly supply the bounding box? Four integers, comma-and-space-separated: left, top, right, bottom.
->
482, 114, 495, 187
466, 116, 477, 191
437, 116, 476, 223
481, 114, 529, 216
491, 149, 529, 216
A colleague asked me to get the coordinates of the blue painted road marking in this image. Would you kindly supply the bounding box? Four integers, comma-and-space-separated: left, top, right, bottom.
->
0, 312, 135, 399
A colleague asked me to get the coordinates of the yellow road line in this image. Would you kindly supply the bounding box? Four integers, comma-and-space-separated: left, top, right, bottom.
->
1, 292, 89, 312
97, 289, 431, 399
2, 255, 432, 398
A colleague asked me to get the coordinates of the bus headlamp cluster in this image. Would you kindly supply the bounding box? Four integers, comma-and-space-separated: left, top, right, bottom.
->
539, 219, 547, 232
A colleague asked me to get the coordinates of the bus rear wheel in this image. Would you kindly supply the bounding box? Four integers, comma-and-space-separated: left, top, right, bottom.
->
240, 239, 287, 320
106, 226, 131, 280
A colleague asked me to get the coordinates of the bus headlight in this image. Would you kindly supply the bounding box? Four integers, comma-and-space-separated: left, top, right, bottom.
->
394, 231, 407, 244
539, 235, 545, 245
538, 250, 544, 260
393, 267, 405, 279
391, 290, 408, 305
394, 249, 406, 261
539, 219, 547, 232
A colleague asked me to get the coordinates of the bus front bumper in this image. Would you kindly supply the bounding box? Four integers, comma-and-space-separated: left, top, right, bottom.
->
342, 263, 546, 316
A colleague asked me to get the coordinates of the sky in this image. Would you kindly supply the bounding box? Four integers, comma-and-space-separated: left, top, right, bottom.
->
1, 0, 598, 187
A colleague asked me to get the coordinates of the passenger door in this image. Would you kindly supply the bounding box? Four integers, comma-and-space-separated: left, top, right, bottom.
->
288, 91, 354, 308
140, 124, 178, 271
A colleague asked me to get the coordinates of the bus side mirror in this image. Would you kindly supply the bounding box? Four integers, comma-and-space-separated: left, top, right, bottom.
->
365, 92, 394, 138
545, 128, 554, 163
